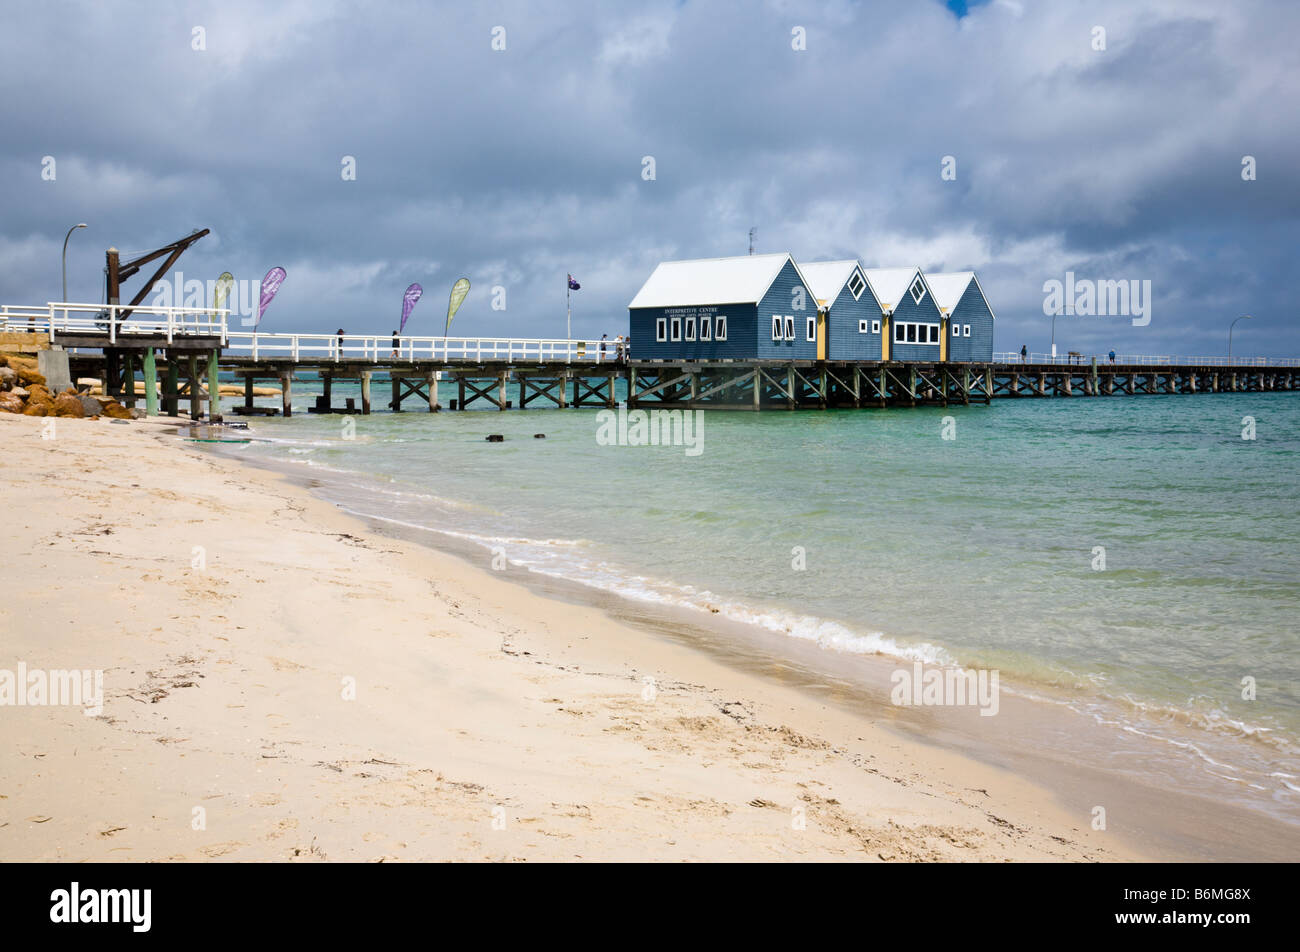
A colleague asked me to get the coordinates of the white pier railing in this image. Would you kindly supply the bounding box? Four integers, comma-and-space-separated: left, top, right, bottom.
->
0, 303, 624, 364
992, 352, 1300, 368
0, 302, 229, 344
221, 331, 622, 364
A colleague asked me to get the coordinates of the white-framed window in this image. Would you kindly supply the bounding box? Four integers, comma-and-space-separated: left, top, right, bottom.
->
963, 324, 971, 337
772, 315, 782, 341
909, 275, 926, 305
699, 315, 711, 341
893, 321, 941, 345
670, 317, 681, 341
806, 316, 816, 341
847, 270, 866, 301
656, 317, 667, 342
685, 315, 696, 341
858, 319, 869, 334
784, 316, 795, 341
952, 322, 960, 338
715, 316, 727, 341
872, 319, 880, 334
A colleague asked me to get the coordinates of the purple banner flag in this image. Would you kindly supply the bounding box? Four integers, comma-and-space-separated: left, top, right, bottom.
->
568, 274, 581, 290
257, 267, 287, 325
400, 283, 423, 333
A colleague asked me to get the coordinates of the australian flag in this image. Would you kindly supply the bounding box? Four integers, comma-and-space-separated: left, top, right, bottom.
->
568, 274, 581, 290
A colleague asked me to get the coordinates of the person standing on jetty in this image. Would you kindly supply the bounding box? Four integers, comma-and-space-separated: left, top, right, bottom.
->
392, 330, 400, 358
1021, 344, 1028, 362
600, 333, 608, 363
337, 328, 345, 359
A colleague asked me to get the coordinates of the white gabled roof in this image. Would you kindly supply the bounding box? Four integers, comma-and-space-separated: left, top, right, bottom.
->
798, 259, 863, 307
862, 267, 928, 313
924, 271, 975, 315
628, 253, 801, 309
924, 270, 996, 321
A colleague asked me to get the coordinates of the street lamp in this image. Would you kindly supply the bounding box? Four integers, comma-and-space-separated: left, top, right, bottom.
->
1228, 314, 1252, 365
1051, 312, 1058, 360
62, 222, 88, 310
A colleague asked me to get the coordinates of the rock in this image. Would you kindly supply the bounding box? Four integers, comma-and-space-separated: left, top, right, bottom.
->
16, 367, 46, 387
78, 395, 102, 417
0, 366, 15, 389
102, 401, 133, 420
533, 433, 546, 439
26, 384, 52, 403
22, 401, 49, 416
52, 393, 86, 418
0, 392, 23, 413
11, 387, 28, 398
130, 408, 147, 419
485, 434, 504, 442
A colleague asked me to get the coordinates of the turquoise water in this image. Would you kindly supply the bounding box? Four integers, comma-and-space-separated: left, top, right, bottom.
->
217, 383, 1300, 822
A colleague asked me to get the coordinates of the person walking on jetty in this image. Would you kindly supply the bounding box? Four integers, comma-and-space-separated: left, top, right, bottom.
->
1109, 349, 1116, 364
600, 333, 608, 363
336, 328, 345, 360
391, 330, 400, 358
1021, 344, 1028, 362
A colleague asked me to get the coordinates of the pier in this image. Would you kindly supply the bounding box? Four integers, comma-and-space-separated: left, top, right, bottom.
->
3, 303, 1297, 421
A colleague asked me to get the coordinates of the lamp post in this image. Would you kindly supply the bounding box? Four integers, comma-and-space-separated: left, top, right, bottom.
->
62, 223, 87, 323
1228, 314, 1252, 365
62, 223, 88, 303
1051, 312, 1058, 360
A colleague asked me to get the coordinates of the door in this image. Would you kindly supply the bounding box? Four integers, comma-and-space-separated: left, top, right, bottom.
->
817, 312, 827, 360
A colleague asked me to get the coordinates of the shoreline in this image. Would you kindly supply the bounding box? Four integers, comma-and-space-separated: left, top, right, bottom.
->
222, 430, 1300, 862
0, 413, 1288, 861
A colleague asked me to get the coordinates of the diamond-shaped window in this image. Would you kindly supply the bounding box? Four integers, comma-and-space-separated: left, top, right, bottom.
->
909, 276, 926, 305
847, 271, 866, 300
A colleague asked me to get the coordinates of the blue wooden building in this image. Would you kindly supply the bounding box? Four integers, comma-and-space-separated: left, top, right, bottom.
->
862, 268, 944, 361
799, 260, 884, 361
924, 271, 995, 362
627, 254, 823, 361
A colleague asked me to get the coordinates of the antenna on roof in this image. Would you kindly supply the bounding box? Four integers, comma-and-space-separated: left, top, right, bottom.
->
748, 227, 756, 255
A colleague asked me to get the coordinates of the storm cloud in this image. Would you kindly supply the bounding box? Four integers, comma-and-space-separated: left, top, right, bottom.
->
2, 0, 1296, 356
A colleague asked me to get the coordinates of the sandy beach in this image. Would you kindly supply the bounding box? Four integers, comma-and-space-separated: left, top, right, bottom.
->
1, 412, 1155, 862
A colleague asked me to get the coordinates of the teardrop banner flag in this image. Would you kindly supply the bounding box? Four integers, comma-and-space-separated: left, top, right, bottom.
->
212, 272, 234, 320
400, 283, 423, 333
257, 267, 287, 326
444, 278, 470, 337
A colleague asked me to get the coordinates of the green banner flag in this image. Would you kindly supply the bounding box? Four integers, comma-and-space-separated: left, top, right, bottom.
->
445, 278, 470, 337
212, 272, 234, 318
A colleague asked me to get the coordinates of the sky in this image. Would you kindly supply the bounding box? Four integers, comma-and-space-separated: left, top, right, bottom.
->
1, 0, 1297, 356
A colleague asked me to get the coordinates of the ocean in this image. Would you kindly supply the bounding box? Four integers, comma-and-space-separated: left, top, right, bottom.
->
212, 380, 1300, 832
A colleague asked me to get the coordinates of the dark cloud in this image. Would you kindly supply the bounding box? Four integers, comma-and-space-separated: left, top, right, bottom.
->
1, 0, 1296, 357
